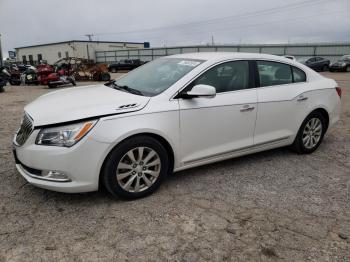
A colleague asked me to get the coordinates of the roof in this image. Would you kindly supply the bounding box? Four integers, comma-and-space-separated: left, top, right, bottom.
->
168, 52, 320, 81
169, 52, 292, 62
15, 40, 148, 49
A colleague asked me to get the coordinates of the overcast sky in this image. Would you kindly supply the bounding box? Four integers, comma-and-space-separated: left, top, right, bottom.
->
0, 0, 349, 57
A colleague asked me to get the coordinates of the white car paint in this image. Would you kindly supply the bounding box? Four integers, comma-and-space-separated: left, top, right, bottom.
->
26, 84, 150, 126
284, 55, 296, 61
13, 52, 341, 193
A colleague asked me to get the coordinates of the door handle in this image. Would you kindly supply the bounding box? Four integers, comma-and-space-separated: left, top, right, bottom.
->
297, 95, 308, 102
240, 105, 255, 112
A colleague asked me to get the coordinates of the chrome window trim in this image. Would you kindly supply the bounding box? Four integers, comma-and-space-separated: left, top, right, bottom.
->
170, 58, 308, 101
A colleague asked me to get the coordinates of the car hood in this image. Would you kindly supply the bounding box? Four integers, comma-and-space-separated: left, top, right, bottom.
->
25, 85, 150, 127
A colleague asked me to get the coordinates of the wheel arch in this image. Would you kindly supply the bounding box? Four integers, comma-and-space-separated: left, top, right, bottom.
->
298, 107, 330, 136
312, 108, 329, 131
98, 132, 175, 189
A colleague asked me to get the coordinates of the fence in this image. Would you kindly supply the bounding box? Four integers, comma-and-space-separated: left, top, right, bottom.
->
95, 43, 350, 64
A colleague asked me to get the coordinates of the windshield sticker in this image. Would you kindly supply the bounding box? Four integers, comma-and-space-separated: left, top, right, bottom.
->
178, 60, 201, 67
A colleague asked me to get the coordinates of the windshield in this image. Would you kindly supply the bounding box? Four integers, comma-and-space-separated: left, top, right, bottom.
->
111, 58, 204, 96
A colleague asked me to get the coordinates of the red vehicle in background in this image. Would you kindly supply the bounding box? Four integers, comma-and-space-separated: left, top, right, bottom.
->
37, 62, 76, 88
37, 64, 54, 85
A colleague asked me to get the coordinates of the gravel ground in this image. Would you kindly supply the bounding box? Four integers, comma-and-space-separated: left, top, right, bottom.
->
0, 72, 349, 261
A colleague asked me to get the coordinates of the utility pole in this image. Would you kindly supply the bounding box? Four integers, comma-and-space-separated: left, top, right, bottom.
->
0, 34, 3, 67
85, 34, 93, 61
211, 35, 214, 46
85, 34, 94, 41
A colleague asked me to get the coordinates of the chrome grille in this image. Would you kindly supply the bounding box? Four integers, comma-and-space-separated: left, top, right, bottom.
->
15, 113, 34, 146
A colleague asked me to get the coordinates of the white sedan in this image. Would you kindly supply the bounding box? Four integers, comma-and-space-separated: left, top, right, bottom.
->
13, 53, 341, 199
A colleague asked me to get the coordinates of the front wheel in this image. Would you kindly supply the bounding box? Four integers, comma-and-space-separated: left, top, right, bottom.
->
102, 136, 169, 199
291, 112, 326, 154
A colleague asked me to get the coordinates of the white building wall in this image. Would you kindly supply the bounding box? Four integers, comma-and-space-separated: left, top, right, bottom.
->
15, 41, 145, 64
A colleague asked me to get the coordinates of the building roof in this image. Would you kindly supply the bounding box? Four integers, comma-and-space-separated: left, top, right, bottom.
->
15, 40, 148, 49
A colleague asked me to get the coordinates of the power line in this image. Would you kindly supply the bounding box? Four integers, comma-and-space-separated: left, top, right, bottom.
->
113, 8, 347, 44
92, 0, 333, 37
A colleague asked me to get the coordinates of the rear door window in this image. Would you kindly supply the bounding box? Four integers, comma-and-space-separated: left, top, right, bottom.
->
292, 66, 306, 83
257, 61, 293, 87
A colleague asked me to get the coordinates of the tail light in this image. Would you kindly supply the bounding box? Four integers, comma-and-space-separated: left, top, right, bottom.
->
335, 87, 342, 98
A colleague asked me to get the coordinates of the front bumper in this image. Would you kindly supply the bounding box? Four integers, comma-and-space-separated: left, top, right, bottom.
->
329, 65, 346, 71
13, 129, 110, 193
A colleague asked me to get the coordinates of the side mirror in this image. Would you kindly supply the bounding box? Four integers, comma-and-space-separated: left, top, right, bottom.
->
185, 84, 216, 98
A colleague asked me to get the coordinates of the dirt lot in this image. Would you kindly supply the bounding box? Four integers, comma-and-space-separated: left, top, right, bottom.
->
0, 72, 349, 261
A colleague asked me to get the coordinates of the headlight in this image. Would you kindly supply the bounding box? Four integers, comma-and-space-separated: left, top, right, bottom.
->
36, 120, 97, 147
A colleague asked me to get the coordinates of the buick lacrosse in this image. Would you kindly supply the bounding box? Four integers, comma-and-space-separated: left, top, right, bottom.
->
13, 53, 341, 199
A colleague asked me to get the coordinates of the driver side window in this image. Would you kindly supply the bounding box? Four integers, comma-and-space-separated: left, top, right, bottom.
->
191, 61, 250, 93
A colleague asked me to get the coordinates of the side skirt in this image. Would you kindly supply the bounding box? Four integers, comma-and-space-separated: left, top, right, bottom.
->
174, 136, 291, 172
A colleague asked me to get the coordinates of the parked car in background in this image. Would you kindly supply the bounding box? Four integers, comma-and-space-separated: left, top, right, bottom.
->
329, 55, 350, 72
13, 53, 341, 199
284, 55, 296, 61
298, 57, 330, 71
108, 59, 143, 72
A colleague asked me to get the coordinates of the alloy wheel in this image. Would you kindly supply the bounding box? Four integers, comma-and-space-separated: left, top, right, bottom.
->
116, 147, 161, 193
302, 118, 323, 149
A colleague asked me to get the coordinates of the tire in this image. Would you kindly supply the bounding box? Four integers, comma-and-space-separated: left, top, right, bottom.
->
48, 82, 57, 88
346, 66, 350, 72
111, 68, 117, 73
291, 111, 327, 154
322, 65, 329, 72
101, 72, 111, 81
9, 80, 21, 86
0, 86, 4, 93
92, 72, 100, 81
102, 136, 169, 199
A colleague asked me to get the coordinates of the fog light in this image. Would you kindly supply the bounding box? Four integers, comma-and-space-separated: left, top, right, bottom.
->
41, 170, 71, 182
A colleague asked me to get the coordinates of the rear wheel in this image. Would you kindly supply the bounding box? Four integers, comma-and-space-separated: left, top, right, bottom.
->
346, 66, 350, 72
291, 111, 326, 154
102, 136, 169, 199
0, 86, 4, 93
322, 65, 329, 72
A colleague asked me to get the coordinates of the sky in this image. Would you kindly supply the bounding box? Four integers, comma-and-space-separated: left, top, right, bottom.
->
0, 0, 349, 58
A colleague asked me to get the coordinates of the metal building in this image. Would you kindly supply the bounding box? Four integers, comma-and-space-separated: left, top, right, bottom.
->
15, 40, 150, 65
96, 43, 350, 63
